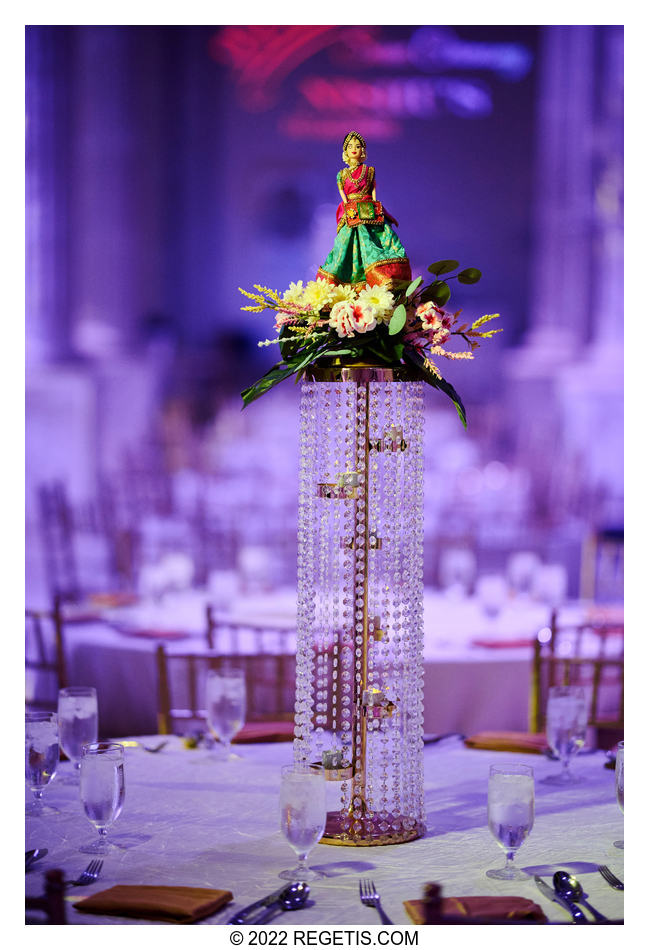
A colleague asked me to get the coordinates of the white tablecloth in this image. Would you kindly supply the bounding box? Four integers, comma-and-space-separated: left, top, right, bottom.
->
62, 590, 591, 738
25, 738, 624, 925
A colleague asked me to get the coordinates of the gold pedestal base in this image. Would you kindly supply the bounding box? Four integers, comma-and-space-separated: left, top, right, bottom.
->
320, 811, 424, 847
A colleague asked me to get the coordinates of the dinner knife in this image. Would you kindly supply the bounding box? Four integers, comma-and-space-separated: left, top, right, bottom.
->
25, 848, 48, 871
534, 875, 587, 923
228, 886, 289, 924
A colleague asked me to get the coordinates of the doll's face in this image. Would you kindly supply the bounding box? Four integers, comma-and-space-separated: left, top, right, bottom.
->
345, 138, 363, 163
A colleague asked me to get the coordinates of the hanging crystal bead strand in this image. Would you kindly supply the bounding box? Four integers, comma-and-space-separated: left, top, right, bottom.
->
402, 382, 425, 828
296, 383, 318, 764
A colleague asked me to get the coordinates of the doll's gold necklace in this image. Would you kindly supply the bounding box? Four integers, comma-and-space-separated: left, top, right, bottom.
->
347, 163, 365, 180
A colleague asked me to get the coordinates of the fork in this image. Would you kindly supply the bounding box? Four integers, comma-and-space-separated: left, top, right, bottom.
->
66, 859, 104, 886
598, 865, 624, 890
141, 740, 169, 753
359, 879, 393, 924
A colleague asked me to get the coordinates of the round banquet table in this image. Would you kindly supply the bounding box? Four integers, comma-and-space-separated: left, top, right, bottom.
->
25, 738, 624, 926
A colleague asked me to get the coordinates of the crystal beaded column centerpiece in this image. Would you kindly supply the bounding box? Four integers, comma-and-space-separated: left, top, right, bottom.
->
294, 363, 425, 846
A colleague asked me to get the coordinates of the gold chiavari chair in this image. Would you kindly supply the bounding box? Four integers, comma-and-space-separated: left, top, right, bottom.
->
25, 597, 67, 711
155, 645, 295, 741
529, 609, 623, 747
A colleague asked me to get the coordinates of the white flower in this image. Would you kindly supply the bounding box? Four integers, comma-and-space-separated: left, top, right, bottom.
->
329, 301, 356, 337
350, 301, 378, 333
282, 281, 305, 305
302, 278, 336, 313
357, 284, 394, 322
329, 301, 377, 337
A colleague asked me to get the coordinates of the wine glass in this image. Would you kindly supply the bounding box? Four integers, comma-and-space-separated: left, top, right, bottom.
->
279, 763, 326, 881
58, 687, 98, 783
543, 685, 587, 784
486, 764, 534, 880
614, 740, 623, 849
25, 712, 60, 816
79, 742, 125, 853
476, 574, 507, 620
439, 547, 476, 599
206, 667, 246, 760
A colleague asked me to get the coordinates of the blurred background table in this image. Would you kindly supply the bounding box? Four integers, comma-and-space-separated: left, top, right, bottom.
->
59, 589, 596, 738
25, 738, 624, 925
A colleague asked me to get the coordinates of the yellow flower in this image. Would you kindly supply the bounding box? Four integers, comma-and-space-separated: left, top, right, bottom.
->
282, 281, 305, 305
357, 284, 394, 322
302, 278, 336, 313
329, 284, 357, 305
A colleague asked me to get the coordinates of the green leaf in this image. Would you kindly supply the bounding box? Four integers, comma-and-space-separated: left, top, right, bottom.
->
242, 343, 324, 407
457, 267, 482, 284
429, 280, 452, 305
393, 342, 404, 361
403, 346, 467, 428
427, 259, 459, 276
388, 304, 407, 336
405, 276, 423, 297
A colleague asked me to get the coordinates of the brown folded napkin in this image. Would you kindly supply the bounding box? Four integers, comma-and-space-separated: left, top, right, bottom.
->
471, 637, 533, 649
89, 592, 138, 607
463, 731, 548, 754
74, 885, 233, 924
232, 721, 295, 744
404, 895, 547, 924
121, 628, 190, 641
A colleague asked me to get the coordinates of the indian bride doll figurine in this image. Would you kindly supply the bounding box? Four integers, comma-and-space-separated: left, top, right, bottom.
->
317, 131, 412, 289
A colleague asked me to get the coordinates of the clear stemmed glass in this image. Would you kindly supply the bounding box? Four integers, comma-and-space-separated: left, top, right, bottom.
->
279, 763, 326, 882
79, 742, 125, 853
25, 712, 60, 816
543, 685, 587, 784
486, 764, 535, 880
206, 667, 246, 760
614, 740, 623, 849
58, 687, 98, 783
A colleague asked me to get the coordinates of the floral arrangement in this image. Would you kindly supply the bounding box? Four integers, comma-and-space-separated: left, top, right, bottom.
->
239, 260, 501, 426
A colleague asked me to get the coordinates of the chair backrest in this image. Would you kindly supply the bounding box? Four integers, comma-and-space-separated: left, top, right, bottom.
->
580, 528, 624, 601
205, 604, 296, 653
25, 598, 67, 711
529, 609, 623, 738
155, 645, 296, 735
25, 869, 67, 924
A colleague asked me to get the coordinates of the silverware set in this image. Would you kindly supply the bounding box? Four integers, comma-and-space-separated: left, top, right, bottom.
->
535, 868, 622, 922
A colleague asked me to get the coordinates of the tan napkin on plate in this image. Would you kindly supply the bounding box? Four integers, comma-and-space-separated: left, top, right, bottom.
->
404, 895, 547, 923
124, 628, 190, 641
74, 885, 233, 923
463, 731, 547, 754
232, 721, 295, 744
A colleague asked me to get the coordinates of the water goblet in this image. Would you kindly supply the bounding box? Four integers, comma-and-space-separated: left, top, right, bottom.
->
79, 742, 125, 854
279, 764, 326, 882
25, 712, 60, 816
58, 686, 98, 783
614, 740, 623, 848
543, 685, 587, 784
486, 764, 534, 880
206, 667, 246, 760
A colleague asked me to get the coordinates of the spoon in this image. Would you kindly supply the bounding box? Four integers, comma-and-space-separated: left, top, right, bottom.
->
250, 882, 310, 924
553, 871, 608, 921
25, 848, 48, 871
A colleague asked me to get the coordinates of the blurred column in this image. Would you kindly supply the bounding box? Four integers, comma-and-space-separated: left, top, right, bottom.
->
68, 26, 141, 355
589, 26, 624, 353
25, 27, 73, 365
513, 26, 596, 370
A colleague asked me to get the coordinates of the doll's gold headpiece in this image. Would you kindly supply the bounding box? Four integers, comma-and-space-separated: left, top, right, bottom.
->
343, 131, 366, 151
